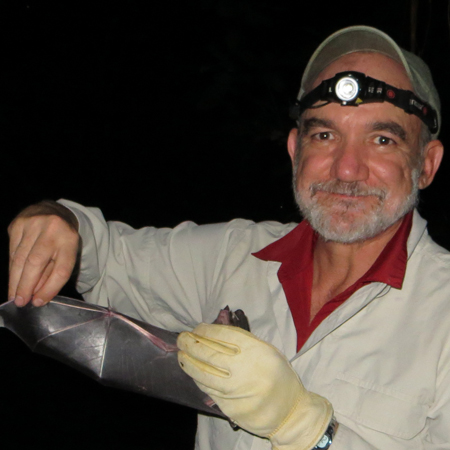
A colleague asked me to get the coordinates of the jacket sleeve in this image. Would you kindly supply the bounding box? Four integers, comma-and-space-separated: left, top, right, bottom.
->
58, 199, 254, 332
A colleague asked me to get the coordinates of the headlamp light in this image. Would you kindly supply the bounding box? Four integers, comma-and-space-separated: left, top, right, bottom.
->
335, 76, 359, 103
290, 71, 438, 134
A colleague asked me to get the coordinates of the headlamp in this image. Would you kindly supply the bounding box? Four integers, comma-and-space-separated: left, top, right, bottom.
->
335, 76, 359, 102
290, 71, 438, 133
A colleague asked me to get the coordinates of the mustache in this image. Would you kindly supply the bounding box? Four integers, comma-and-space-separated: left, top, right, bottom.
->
310, 180, 387, 201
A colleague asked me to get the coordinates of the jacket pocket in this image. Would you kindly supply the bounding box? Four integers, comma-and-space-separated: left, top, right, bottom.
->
328, 372, 429, 439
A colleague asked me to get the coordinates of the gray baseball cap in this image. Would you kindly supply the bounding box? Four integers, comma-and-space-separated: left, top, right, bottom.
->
297, 25, 441, 137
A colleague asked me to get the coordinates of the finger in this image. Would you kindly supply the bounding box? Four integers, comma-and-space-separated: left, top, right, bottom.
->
31, 247, 78, 305
33, 260, 55, 294
193, 323, 254, 342
9, 222, 44, 305
178, 332, 237, 382
178, 352, 228, 399
178, 330, 240, 356
193, 324, 281, 361
14, 238, 62, 306
8, 218, 25, 269
8, 222, 26, 301
178, 350, 230, 383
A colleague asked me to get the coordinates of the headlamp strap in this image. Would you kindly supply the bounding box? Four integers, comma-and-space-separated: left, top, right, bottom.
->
382, 84, 438, 133
291, 71, 438, 134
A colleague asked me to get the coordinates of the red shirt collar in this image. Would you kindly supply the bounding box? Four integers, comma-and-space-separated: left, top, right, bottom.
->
254, 211, 413, 289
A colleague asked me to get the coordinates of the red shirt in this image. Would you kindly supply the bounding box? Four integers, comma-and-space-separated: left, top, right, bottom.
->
254, 212, 413, 351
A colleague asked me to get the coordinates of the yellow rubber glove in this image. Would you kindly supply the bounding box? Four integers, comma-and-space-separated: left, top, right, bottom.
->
177, 324, 333, 450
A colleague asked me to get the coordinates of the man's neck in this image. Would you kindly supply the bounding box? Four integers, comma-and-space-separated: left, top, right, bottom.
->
310, 219, 403, 320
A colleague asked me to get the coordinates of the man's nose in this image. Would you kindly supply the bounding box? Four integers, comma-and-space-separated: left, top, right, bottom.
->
330, 141, 369, 182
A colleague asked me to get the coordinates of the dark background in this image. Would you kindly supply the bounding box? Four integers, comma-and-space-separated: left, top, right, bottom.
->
2, 1, 450, 448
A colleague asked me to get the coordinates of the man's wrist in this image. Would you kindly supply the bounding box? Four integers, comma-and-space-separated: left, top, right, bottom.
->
313, 417, 339, 449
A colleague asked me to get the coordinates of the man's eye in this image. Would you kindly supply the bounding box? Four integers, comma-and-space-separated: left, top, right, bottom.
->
313, 131, 334, 141
375, 135, 395, 145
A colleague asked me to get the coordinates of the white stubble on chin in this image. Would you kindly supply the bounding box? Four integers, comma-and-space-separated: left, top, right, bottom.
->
294, 175, 419, 244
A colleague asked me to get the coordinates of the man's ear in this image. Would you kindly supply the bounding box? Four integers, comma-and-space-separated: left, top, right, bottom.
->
287, 128, 299, 165
418, 140, 444, 189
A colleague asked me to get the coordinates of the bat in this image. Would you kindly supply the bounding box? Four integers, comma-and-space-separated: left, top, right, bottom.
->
0, 296, 249, 416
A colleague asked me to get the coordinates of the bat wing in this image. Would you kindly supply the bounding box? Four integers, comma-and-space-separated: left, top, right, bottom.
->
0, 296, 223, 416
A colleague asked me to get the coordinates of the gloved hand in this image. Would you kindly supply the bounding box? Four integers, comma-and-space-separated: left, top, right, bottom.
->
177, 324, 333, 450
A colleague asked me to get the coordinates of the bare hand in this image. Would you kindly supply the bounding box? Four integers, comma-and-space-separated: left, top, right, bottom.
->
8, 201, 80, 307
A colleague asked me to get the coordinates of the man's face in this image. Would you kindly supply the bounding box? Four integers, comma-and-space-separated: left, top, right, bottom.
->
289, 52, 427, 243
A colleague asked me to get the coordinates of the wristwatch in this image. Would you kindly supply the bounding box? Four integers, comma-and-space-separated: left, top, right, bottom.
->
313, 417, 339, 449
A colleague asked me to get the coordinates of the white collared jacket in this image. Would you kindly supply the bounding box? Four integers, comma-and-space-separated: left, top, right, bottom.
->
61, 199, 450, 450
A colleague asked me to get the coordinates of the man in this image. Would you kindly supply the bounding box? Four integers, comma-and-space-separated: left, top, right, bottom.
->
8, 26, 450, 449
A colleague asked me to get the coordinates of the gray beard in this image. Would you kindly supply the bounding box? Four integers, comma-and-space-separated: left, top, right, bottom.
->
294, 174, 419, 244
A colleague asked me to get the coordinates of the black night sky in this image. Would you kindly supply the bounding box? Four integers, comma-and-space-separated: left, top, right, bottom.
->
2, 1, 450, 448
